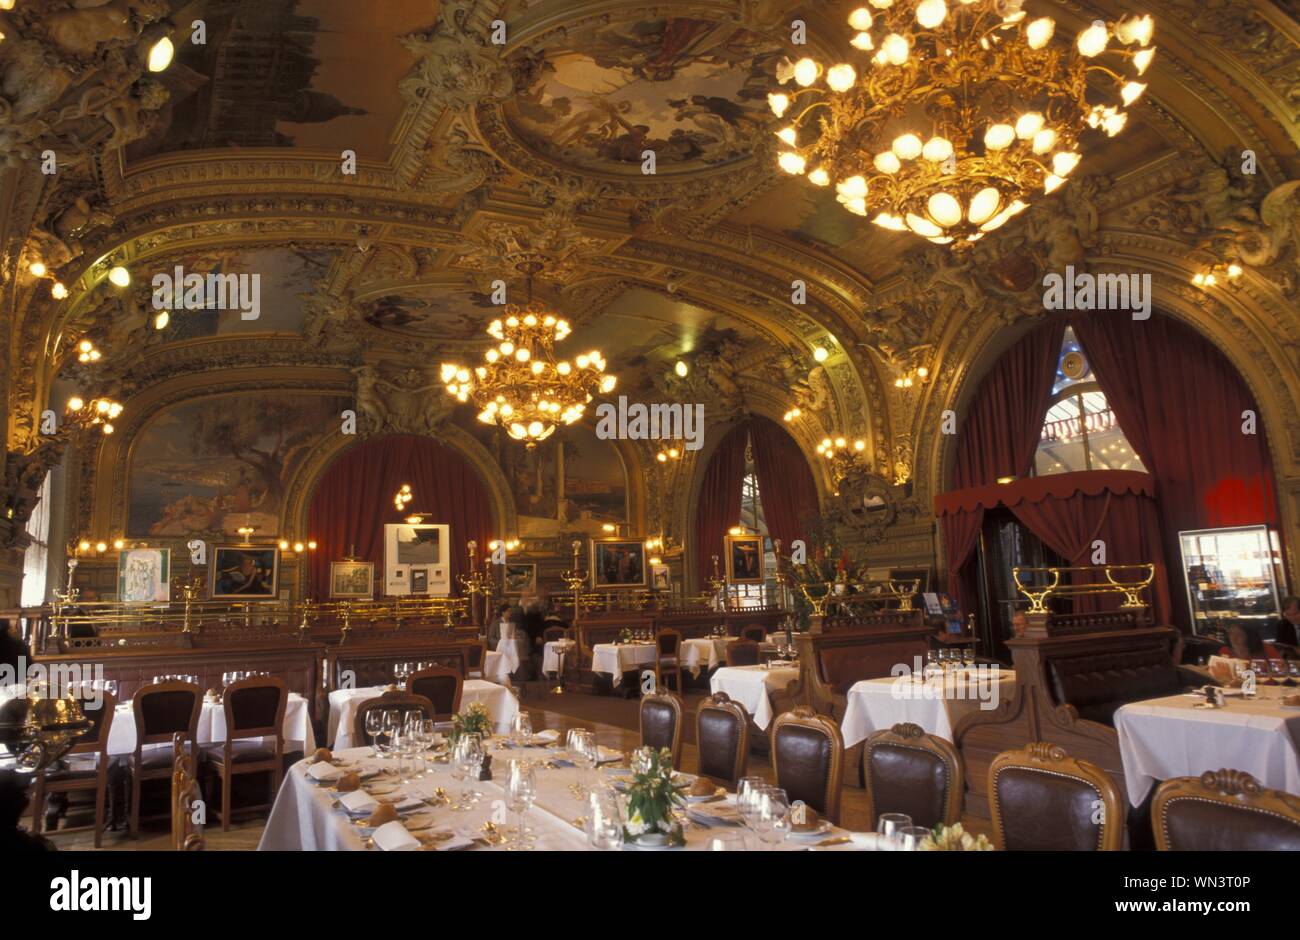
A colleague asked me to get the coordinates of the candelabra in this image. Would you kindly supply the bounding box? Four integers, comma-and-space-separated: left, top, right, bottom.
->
458, 541, 492, 626
171, 574, 204, 633
561, 539, 588, 618
708, 554, 727, 609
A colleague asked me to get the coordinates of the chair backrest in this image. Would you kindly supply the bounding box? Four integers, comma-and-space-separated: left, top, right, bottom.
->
353, 690, 434, 746
406, 666, 463, 720
656, 628, 682, 658
638, 692, 683, 768
171, 732, 204, 851
223, 676, 287, 742
726, 639, 760, 667
989, 742, 1124, 851
1152, 769, 1300, 851
863, 722, 962, 830
770, 706, 844, 824
740, 625, 767, 643
695, 692, 749, 789
69, 689, 117, 758
134, 681, 201, 749
465, 641, 487, 669
543, 626, 567, 643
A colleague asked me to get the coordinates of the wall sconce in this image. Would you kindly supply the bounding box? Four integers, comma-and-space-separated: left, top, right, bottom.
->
1192, 263, 1243, 289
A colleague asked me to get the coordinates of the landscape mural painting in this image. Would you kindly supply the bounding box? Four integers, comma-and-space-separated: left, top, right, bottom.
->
128, 393, 349, 537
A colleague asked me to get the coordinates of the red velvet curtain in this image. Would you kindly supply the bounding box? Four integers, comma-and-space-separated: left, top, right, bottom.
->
306, 435, 496, 597
694, 423, 749, 588
748, 416, 820, 552
1071, 311, 1281, 625
951, 319, 1066, 490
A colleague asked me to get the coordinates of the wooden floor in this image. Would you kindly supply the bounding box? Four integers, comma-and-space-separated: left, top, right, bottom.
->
32, 679, 993, 850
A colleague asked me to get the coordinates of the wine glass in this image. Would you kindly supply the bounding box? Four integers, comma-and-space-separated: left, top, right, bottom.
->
961, 646, 975, 667
393, 729, 412, 783
505, 759, 537, 850
897, 825, 931, 851
459, 733, 484, 805
364, 710, 384, 758
572, 729, 596, 798
877, 813, 913, 849
736, 776, 766, 830
586, 788, 623, 850
512, 711, 533, 746
378, 709, 399, 756
755, 786, 790, 850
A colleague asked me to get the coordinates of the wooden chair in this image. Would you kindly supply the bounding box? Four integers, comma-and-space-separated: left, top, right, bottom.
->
862, 722, 963, 831
465, 640, 488, 679
988, 742, 1124, 851
543, 625, 568, 644
695, 692, 749, 789
725, 639, 761, 667
352, 690, 435, 748
740, 624, 767, 643
171, 732, 204, 851
638, 691, 683, 769
655, 628, 683, 693
30, 689, 116, 847
770, 706, 844, 824
129, 681, 201, 838
406, 666, 463, 721
201, 676, 287, 831
1152, 769, 1300, 851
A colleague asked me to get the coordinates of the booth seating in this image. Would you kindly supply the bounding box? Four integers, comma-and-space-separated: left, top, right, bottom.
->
953, 626, 1188, 835
788, 624, 934, 722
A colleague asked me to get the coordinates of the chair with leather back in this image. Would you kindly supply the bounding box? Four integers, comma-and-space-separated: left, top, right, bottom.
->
655, 628, 683, 693
202, 676, 287, 831
638, 691, 683, 769
543, 625, 567, 644
130, 680, 202, 838
406, 666, 463, 721
30, 689, 116, 847
695, 692, 749, 789
1152, 769, 1300, 851
770, 706, 844, 824
989, 742, 1124, 851
862, 722, 963, 831
740, 624, 767, 643
725, 639, 761, 668
465, 640, 488, 679
353, 690, 435, 747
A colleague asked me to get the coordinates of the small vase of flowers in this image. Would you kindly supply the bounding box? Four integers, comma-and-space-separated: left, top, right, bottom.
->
622, 747, 686, 847
449, 702, 494, 779
618, 627, 634, 644
918, 823, 995, 851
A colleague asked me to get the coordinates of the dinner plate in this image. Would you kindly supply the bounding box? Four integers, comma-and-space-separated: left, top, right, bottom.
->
787, 821, 834, 841
402, 813, 437, 831
685, 789, 727, 803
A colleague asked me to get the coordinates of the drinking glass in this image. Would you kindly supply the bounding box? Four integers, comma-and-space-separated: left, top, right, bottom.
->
586, 788, 623, 850
961, 647, 975, 667
877, 813, 913, 848
736, 776, 766, 829
512, 711, 533, 746
459, 733, 484, 804
572, 729, 596, 798
378, 709, 399, 756
706, 832, 746, 851
505, 759, 537, 849
897, 825, 931, 851
756, 787, 790, 850
393, 730, 412, 782
364, 711, 384, 759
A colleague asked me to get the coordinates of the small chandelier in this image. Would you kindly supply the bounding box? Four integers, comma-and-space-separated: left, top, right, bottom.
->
770, 1, 1154, 245
817, 436, 867, 480
441, 301, 617, 446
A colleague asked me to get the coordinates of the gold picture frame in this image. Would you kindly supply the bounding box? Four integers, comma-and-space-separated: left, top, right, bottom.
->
329, 561, 374, 599
210, 545, 279, 600
591, 539, 647, 590
725, 534, 765, 584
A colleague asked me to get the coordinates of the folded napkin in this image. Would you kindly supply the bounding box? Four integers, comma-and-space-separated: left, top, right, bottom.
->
428, 833, 475, 851
338, 790, 379, 816
848, 832, 887, 851
533, 729, 561, 743
306, 762, 345, 783
766, 660, 796, 668
371, 820, 420, 852
595, 746, 623, 765
393, 795, 425, 814
689, 803, 742, 826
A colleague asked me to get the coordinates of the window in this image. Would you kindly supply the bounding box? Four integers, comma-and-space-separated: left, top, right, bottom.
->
733, 441, 776, 606
20, 471, 52, 607
1034, 328, 1146, 476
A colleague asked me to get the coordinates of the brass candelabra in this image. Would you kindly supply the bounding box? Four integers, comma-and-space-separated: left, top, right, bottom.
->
457, 541, 492, 626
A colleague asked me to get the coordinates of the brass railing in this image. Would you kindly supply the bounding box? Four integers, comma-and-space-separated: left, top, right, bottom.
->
1011, 563, 1155, 613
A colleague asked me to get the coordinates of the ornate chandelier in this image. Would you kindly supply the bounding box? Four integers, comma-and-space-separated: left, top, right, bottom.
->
440, 301, 616, 445
770, 1, 1154, 245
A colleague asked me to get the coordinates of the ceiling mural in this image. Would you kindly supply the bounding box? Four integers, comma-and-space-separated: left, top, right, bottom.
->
356, 285, 500, 343
504, 17, 782, 173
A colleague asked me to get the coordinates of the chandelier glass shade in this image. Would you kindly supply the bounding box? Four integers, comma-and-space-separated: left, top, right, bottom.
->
770, 1, 1154, 245
441, 302, 616, 445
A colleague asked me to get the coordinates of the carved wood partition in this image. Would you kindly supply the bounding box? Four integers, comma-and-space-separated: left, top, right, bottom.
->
789, 625, 935, 721
952, 626, 1181, 822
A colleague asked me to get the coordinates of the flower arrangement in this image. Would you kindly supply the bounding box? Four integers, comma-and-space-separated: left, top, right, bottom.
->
918, 823, 995, 852
618, 626, 634, 644
622, 747, 686, 845
449, 701, 491, 746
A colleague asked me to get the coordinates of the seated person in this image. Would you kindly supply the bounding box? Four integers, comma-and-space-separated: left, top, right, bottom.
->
1269, 595, 1299, 651
1217, 622, 1284, 662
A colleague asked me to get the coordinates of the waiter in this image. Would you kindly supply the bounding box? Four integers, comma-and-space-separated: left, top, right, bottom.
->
1270, 595, 1300, 651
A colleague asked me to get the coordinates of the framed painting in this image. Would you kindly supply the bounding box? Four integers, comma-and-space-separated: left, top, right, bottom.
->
503, 563, 537, 595
725, 534, 765, 584
329, 561, 374, 599
650, 564, 672, 592
117, 548, 171, 604
210, 545, 279, 600
410, 568, 429, 595
591, 539, 646, 590
383, 523, 450, 596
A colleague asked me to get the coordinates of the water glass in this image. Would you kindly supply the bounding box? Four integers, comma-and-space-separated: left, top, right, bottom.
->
378, 709, 399, 756
736, 776, 766, 829
586, 788, 623, 850
705, 832, 746, 851
364, 711, 383, 758
756, 787, 790, 850
897, 825, 931, 851
877, 812, 913, 848
506, 759, 537, 849
512, 711, 533, 746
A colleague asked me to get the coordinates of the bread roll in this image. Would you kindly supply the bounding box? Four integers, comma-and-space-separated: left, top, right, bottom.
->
336, 772, 361, 792
368, 803, 399, 827
312, 747, 333, 764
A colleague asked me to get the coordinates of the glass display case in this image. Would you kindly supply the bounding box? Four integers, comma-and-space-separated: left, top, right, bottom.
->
1179, 526, 1288, 638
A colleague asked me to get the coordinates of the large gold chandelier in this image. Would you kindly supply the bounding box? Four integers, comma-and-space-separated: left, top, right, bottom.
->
440, 302, 616, 445
770, 1, 1154, 245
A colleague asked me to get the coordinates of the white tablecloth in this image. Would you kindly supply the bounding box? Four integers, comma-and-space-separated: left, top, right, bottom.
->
495, 637, 529, 677
709, 665, 800, 730
1115, 688, 1300, 806
542, 640, 575, 675
482, 651, 511, 685
258, 742, 864, 851
590, 643, 657, 686
840, 668, 1017, 748
680, 637, 734, 676
328, 681, 519, 749
106, 693, 315, 756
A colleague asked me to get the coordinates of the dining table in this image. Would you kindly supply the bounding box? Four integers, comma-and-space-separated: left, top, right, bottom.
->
257, 738, 870, 851
1114, 683, 1300, 806
709, 663, 801, 730
481, 650, 511, 685
105, 692, 316, 756
839, 667, 1017, 748
328, 680, 519, 749
590, 642, 658, 686
680, 636, 735, 676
